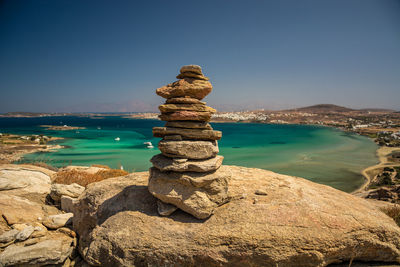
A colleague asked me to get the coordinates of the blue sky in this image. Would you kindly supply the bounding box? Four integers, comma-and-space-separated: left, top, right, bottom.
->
0, 0, 399, 112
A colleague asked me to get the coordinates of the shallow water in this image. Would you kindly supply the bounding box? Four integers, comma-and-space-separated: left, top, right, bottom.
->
0, 116, 378, 192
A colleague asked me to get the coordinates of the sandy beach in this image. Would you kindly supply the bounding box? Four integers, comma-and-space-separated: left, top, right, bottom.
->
354, 146, 400, 193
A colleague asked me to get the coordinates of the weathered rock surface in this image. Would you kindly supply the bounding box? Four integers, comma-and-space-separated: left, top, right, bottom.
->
166, 97, 205, 105
61, 195, 77, 213
159, 103, 216, 113
73, 167, 400, 266
0, 165, 53, 196
0, 229, 19, 243
151, 154, 223, 172
153, 127, 222, 140
0, 234, 74, 266
43, 213, 73, 229
156, 78, 212, 100
0, 194, 46, 225
148, 167, 230, 219
50, 183, 85, 203
159, 110, 212, 122
158, 140, 219, 159
15, 225, 34, 241
165, 121, 212, 129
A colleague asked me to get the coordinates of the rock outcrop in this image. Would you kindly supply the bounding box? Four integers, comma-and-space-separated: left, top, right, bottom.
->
73, 166, 400, 266
0, 164, 77, 266
149, 65, 229, 219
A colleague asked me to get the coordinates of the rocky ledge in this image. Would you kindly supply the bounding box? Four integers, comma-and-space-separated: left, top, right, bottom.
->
73, 165, 400, 267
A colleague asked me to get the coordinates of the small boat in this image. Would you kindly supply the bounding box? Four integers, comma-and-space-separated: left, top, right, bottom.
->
97, 126, 101, 130
115, 137, 120, 141
144, 141, 154, 148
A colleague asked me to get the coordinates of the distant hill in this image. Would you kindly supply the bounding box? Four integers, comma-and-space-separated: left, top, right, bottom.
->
287, 104, 354, 113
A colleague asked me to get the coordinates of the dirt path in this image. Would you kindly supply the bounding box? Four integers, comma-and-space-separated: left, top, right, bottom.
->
353, 146, 400, 193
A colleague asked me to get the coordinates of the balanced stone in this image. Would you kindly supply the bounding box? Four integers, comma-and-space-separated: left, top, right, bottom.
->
166, 97, 205, 105
159, 103, 216, 113
165, 121, 212, 129
151, 154, 224, 172
176, 72, 209, 81
180, 65, 203, 75
153, 127, 222, 140
148, 167, 230, 219
159, 111, 212, 122
150, 65, 228, 219
158, 140, 219, 159
156, 78, 212, 100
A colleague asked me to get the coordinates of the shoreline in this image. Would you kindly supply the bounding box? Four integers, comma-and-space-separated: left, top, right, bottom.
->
0, 134, 64, 164
353, 146, 400, 194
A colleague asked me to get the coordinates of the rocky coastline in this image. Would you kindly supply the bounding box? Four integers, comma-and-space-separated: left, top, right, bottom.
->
0, 133, 64, 164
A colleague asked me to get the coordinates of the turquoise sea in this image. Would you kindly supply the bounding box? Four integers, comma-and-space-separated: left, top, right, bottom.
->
0, 116, 378, 192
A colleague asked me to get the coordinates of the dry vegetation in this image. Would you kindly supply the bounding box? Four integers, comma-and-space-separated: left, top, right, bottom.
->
381, 205, 400, 227
53, 168, 128, 187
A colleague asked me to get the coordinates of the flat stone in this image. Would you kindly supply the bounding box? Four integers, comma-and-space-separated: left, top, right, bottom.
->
158, 140, 219, 159
151, 154, 223, 172
15, 225, 34, 241
176, 72, 209, 80
43, 213, 73, 230
50, 183, 85, 203
157, 200, 177, 216
166, 97, 205, 105
180, 65, 203, 75
153, 127, 222, 141
159, 111, 212, 122
0, 195, 46, 225
0, 229, 19, 243
165, 121, 212, 129
148, 167, 230, 219
156, 78, 212, 100
159, 103, 216, 113
0, 235, 74, 266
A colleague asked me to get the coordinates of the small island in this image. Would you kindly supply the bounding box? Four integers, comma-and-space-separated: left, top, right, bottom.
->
40, 125, 86, 131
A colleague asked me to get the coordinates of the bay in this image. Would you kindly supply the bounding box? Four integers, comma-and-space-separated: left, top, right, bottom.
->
0, 116, 378, 192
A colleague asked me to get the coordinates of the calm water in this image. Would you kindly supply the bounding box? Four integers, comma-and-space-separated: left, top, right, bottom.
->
0, 116, 378, 192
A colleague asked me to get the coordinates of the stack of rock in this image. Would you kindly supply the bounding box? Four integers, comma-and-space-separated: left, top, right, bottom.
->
148, 65, 230, 219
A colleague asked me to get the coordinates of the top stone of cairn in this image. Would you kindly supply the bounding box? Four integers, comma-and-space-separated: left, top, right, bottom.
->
180, 65, 203, 75
176, 65, 209, 81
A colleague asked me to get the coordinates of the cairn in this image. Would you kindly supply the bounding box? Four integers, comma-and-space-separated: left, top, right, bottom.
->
148, 65, 230, 219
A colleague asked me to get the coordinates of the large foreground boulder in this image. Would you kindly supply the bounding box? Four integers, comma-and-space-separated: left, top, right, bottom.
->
73, 166, 400, 266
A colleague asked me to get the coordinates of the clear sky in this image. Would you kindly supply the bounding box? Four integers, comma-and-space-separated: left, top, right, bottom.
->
0, 0, 399, 112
